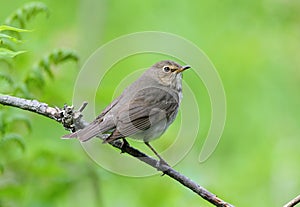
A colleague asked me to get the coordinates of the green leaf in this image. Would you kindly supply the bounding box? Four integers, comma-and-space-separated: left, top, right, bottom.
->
1, 133, 26, 152
0, 33, 22, 43
13, 83, 32, 99
0, 72, 14, 87
5, 2, 49, 28
50, 49, 79, 63
35, 49, 78, 79
25, 69, 45, 88
0, 48, 26, 59
0, 25, 30, 33
6, 114, 32, 133
39, 57, 53, 79
0, 72, 15, 93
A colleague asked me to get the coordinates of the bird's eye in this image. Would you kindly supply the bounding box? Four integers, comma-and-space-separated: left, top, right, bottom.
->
163, 66, 171, 73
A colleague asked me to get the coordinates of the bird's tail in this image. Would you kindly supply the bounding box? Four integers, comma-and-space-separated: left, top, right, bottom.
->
62, 121, 105, 142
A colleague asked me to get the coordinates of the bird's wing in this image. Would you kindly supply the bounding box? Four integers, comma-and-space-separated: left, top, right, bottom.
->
62, 94, 123, 142
95, 94, 123, 120
112, 87, 179, 139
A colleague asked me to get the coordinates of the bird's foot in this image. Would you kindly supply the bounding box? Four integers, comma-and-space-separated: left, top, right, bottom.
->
156, 158, 171, 175
120, 138, 130, 154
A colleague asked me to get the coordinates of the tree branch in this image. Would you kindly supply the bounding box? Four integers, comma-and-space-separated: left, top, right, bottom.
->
0, 94, 234, 207
284, 195, 300, 207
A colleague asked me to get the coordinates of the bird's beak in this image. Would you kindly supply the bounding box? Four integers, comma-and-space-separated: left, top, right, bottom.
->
176, 65, 191, 74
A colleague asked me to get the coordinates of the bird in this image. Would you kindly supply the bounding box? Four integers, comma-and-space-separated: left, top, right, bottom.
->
63, 60, 190, 163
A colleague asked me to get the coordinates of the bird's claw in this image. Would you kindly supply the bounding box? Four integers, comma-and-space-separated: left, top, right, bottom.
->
156, 158, 170, 174
120, 138, 130, 154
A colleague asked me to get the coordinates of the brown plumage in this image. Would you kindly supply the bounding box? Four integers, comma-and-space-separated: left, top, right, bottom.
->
62, 60, 190, 160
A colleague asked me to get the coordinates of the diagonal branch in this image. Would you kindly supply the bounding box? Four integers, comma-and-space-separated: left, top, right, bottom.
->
0, 94, 234, 207
284, 195, 300, 207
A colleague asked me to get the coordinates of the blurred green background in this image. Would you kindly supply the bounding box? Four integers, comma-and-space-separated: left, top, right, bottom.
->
1, 0, 300, 206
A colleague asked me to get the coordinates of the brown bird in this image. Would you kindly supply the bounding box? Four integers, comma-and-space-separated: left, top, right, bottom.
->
63, 60, 190, 162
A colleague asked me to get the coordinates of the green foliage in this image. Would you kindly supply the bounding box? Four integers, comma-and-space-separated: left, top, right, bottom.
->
0, 72, 14, 93
0, 163, 3, 174
5, 2, 49, 28
1, 133, 26, 152
0, 2, 78, 97
0, 2, 48, 62
5, 114, 32, 133
0, 3, 79, 207
27, 49, 79, 84
0, 48, 26, 59
0, 25, 29, 60
0, 25, 29, 55
0, 25, 30, 33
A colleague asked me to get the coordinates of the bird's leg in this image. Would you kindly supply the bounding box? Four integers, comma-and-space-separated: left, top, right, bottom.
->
103, 131, 130, 154
120, 138, 130, 154
144, 142, 170, 169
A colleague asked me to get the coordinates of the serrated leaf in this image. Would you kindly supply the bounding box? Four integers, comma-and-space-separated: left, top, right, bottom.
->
35, 49, 78, 79
1, 133, 26, 152
5, 2, 49, 28
0, 48, 26, 59
0, 33, 22, 43
51, 49, 79, 63
39, 57, 53, 79
25, 69, 45, 87
0, 25, 30, 33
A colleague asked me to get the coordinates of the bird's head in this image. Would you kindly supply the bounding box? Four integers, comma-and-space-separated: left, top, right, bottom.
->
150, 60, 190, 89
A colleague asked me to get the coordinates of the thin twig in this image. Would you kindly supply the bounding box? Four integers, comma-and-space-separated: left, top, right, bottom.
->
0, 94, 61, 121
284, 195, 300, 207
0, 94, 234, 207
